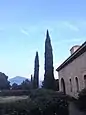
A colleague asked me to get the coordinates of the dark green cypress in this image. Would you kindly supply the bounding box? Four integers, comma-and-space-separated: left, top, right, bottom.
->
34, 51, 39, 88
31, 74, 33, 83
43, 30, 55, 90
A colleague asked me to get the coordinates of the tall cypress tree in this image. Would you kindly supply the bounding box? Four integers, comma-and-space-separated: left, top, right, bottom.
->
34, 51, 39, 88
31, 74, 33, 83
31, 74, 33, 89
43, 30, 55, 90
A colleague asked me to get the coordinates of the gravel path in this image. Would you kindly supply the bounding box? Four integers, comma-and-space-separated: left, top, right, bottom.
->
0, 96, 28, 103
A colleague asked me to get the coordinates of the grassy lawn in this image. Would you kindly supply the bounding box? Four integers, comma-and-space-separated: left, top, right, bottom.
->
0, 96, 28, 103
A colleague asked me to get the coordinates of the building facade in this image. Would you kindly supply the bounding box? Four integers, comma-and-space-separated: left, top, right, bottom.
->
56, 42, 86, 98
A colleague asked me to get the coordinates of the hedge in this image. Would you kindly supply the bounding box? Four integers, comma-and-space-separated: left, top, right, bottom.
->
0, 89, 69, 115
0, 90, 30, 96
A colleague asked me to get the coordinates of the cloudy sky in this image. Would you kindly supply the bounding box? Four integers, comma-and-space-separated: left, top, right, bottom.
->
0, 0, 86, 80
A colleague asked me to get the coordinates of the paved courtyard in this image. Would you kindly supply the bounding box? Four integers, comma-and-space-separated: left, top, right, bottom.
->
69, 102, 86, 115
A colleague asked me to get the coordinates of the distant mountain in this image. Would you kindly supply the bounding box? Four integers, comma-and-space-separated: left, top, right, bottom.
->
9, 76, 29, 85
9, 76, 43, 87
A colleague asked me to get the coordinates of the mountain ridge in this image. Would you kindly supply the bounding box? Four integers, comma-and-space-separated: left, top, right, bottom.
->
9, 76, 42, 87
9, 76, 29, 85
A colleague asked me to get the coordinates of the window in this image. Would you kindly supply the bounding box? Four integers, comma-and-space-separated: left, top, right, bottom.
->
75, 77, 79, 92
69, 78, 72, 92
84, 75, 86, 88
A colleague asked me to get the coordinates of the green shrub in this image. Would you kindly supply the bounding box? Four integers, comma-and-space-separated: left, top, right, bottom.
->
30, 89, 69, 115
0, 98, 41, 115
0, 99, 37, 114
0, 90, 30, 96
0, 89, 69, 115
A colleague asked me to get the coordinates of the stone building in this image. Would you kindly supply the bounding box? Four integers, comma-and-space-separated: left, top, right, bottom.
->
56, 41, 86, 98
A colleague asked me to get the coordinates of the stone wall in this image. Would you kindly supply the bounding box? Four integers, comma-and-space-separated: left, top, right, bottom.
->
58, 51, 86, 98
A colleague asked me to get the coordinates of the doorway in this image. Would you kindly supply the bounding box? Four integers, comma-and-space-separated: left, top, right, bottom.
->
61, 78, 66, 94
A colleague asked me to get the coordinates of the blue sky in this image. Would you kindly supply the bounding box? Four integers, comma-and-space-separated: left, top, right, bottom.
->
0, 0, 86, 80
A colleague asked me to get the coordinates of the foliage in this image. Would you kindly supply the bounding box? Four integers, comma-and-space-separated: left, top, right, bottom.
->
33, 51, 39, 89
11, 83, 19, 90
54, 79, 59, 91
21, 79, 32, 90
29, 89, 69, 115
0, 72, 10, 90
0, 90, 30, 96
11, 79, 32, 90
43, 30, 55, 90
77, 88, 86, 111
0, 99, 35, 114
0, 89, 69, 115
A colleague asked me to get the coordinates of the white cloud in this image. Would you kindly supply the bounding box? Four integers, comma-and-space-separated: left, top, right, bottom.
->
21, 28, 29, 36
63, 22, 79, 32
